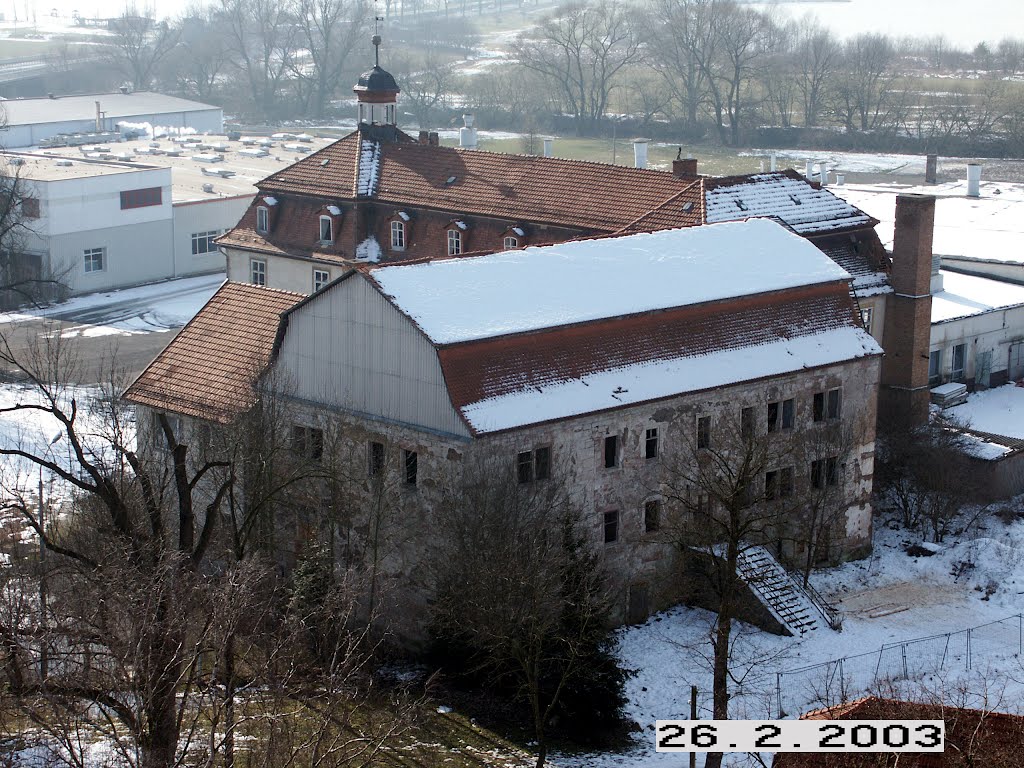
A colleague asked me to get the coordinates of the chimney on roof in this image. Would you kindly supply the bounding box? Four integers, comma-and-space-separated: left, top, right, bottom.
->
805, 160, 814, 180
119, 85, 129, 95
818, 161, 829, 186
770, 152, 777, 172
880, 193, 936, 427
633, 138, 649, 169
418, 130, 429, 144
95, 100, 101, 131
672, 156, 698, 178
925, 154, 938, 184
967, 163, 982, 197
428, 131, 439, 146
459, 114, 477, 149
543, 137, 553, 157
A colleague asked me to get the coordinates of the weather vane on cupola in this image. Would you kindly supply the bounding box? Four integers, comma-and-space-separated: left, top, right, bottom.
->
373, 14, 384, 67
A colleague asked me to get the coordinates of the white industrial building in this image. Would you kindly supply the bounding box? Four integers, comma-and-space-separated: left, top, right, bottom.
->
3, 133, 328, 297
0, 92, 224, 149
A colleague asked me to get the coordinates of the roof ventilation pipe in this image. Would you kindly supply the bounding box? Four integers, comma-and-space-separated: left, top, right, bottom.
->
967, 163, 982, 198
543, 138, 553, 157
818, 161, 828, 186
633, 138, 648, 169
770, 152, 777, 172
459, 114, 477, 149
926, 154, 938, 184
805, 160, 814, 180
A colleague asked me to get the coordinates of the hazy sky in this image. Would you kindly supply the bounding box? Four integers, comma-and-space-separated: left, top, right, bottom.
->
5, 0, 1020, 48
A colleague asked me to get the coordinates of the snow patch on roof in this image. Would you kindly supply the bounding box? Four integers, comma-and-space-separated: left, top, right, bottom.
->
947, 385, 1024, 442
357, 138, 380, 197
355, 236, 381, 262
262, 196, 278, 206
371, 219, 852, 345
706, 174, 873, 234
461, 326, 881, 433
326, 205, 341, 216
397, 210, 410, 221
932, 270, 1024, 323
512, 227, 524, 236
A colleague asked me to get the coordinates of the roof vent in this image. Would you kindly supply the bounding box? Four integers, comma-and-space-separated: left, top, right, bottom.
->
55, 159, 73, 167
320, 158, 329, 166
445, 175, 457, 185
8, 157, 25, 166
202, 183, 215, 193
734, 199, 747, 211
789, 194, 802, 206
681, 201, 694, 213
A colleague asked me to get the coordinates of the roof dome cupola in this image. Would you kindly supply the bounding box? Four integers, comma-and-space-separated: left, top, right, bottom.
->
353, 33, 400, 127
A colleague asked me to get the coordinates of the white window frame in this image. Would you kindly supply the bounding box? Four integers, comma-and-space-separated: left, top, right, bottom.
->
447, 228, 462, 256
83, 247, 105, 274
256, 206, 269, 234
318, 215, 333, 244
390, 220, 405, 250
859, 307, 873, 335
313, 268, 330, 292
250, 258, 267, 286
503, 235, 518, 249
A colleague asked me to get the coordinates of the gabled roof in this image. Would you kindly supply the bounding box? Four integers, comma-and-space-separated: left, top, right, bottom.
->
367, 219, 852, 345
774, 696, 1024, 767
251, 130, 697, 231
123, 282, 303, 422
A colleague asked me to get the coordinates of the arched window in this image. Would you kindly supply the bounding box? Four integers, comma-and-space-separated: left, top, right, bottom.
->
319, 215, 333, 243
503, 235, 518, 250
391, 220, 405, 250
256, 206, 269, 234
447, 229, 462, 256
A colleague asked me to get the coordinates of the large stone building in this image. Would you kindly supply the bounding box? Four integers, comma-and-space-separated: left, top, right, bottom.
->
127, 220, 882, 629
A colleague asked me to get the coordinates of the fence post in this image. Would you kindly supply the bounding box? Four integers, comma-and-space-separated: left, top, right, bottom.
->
967, 628, 972, 670
901, 644, 908, 680
1019, 614, 1022, 656
838, 657, 847, 702
776, 673, 784, 718
690, 685, 698, 768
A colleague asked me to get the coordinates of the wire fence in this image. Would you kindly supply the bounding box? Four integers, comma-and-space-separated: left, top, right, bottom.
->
774, 613, 1024, 717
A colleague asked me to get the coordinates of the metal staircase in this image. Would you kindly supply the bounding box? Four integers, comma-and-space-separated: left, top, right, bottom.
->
736, 545, 841, 636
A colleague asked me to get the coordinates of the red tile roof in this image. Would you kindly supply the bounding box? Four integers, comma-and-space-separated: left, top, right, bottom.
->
437, 281, 860, 434
124, 282, 303, 422
773, 696, 1024, 768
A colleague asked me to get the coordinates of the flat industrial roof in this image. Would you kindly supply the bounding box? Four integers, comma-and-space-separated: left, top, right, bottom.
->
0, 92, 221, 126
4, 134, 334, 202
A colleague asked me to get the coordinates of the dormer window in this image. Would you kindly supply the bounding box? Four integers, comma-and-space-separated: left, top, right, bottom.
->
503, 235, 518, 249
391, 220, 405, 250
319, 215, 333, 244
447, 228, 462, 255
256, 206, 269, 234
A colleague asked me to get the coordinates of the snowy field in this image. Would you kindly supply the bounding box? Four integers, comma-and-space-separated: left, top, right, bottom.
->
0, 273, 224, 338
567, 504, 1024, 767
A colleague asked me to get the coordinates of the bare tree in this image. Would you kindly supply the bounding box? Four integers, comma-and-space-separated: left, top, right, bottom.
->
431, 460, 623, 768
831, 33, 897, 132
164, 8, 234, 101
294, 0, 371, 119
391, 52, 457, 129
650, 0, 712, 133
513, 1, 644, 136
108, 6, 182, 90
793, 16, 841, 128
220, 0, 300, 118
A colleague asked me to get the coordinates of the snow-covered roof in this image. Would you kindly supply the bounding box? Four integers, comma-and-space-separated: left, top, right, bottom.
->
370, 219, 851, 345
947, 385, 1024, 448
704, 173, 875, 235
461, 327, 881, 433
356, 137, 380, 197
932, 270, 1024, 323
835, 180, 1024, 265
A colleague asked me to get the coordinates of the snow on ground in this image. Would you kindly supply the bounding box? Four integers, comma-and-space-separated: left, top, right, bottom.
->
566, 505, 1024, 768
835, 180, 1024, 265
932, 270, 1024, 323
947, 385, 1024, 439
0, 273, 223, 337
740, 149, 928, 175
371, 220, 849, 345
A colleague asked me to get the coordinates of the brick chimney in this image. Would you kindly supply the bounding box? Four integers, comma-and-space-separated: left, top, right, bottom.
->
428, 131, 439, 146
672, 157, 698, 178
880, 193, 935, 428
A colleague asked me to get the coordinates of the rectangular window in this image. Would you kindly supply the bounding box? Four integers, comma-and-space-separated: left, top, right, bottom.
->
780, 466, 794, 498
811, 456, 839, 489
368, 441, 385, 477
390, 220, 405, 250
534, 446, 551, 481
814, 389, 841, 422
403, 449, 418, 486
517, 450, 533, 484
250, 259, 266, 286
696, 415, 711, 449
21, 197, 40, 219
860, 307, 873, 335
767, 401, 779, 433
290, 425, 323, 460
644, 499, 661, 533
83, 247, 105, 273
741, 406, 756, 440
782, 398, 795, 429
604, 435, 618, 468
952, 343, 966, 382
447, 229, 462, 255
694, 492, 712, 519
929, 349, 942, 386
191, 230, 219, 255
765, 470, 778, 501
120, 186, 162, 209
256, 206, 269, 233
319, 215, 333, 243
645, 428, 659, 460
603, 510, 619, 544
313, 269, 330, 292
